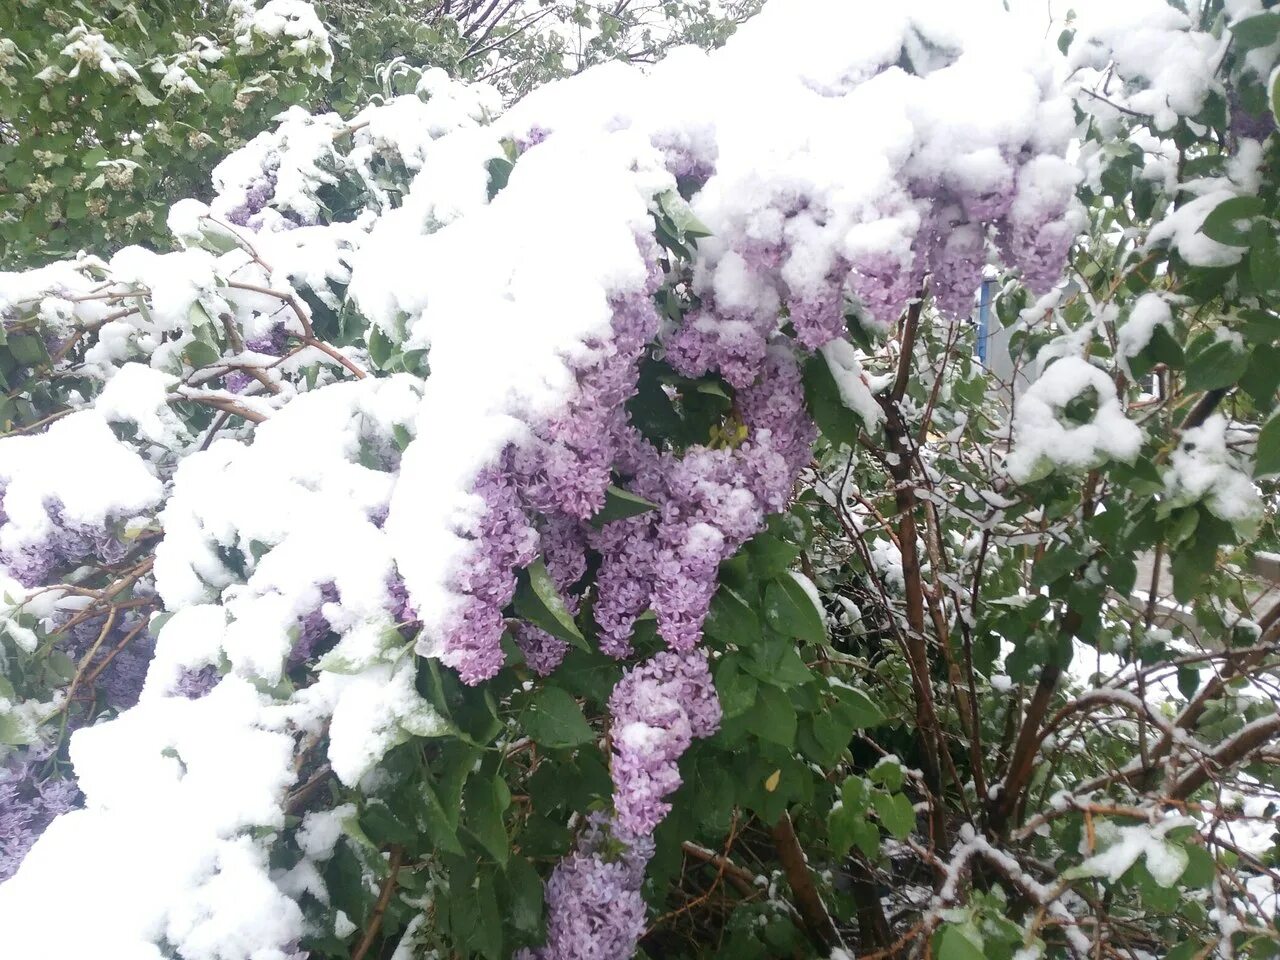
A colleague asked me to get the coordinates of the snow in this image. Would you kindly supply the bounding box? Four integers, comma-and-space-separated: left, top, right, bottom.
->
230, 0, 332, 77
0, 411, 163, 555
1116, 292, 1172, 375
93, 362, 189, 448
1067, 0, 1225, 132
821, 339, 886, 433
1070, 816, 1193, 887
1166, 414, 1263, 526
1005, 356, 1142, 482
0, 679, 302, 959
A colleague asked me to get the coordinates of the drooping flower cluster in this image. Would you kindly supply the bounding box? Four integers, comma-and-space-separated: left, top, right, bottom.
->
433, 273, 663, 684
517, 813, 653, 960
0, 747, 81, 883
608, 649, 721, 836
0, 499, 128, 588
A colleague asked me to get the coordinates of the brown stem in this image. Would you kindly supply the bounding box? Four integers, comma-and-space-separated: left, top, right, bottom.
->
771, 811, 843, 951
679, 841, 756, 896
350, 845, 405, 960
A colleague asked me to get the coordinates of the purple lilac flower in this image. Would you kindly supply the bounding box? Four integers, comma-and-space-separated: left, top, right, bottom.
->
1229, 89, 1276, 146
516, 287, 661, 520
846, 241, 925, 330
435, 454, 538, 685
227, 322, 288, 393
608, 649, 720, 836
173, 665, 220, 700
61, 609, 154, 712
387, 574, 418, 627
290, 582, 340, 668
0, 745, 82, 882
225, 172, 278, 228
787, 263, 850, 351
0, 500, 129, 588
440, 245, 663, 684
519, 813, 654, 960
663, 304, 773, 388
927, 213, 987, 319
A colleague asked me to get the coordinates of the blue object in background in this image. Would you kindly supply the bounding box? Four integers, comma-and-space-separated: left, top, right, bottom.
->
976, 278, 994, 365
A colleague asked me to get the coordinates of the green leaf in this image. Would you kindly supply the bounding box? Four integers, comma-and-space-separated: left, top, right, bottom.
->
513, 560, 587, 650
714, 655, 758, 719
745, 533, 800, 579
873, 791, 915, 839
830, 684, 885, 729
1233, 11, 1280, 51
704, 586, 761, 645
1177, 665, 1201, 700
1199, 195, 1265, 246
7, 334, 46, 366
1180, 844, 1216, 889
1241, 343, 1280, 406
464, 775, 509, 866
419, 779, 464, 855
590, 484, 658, 527
937, 925, 986, 960
485, 156, 513, 200
1172, 536, 1218, 603
503, 856, 544, 933
868, 759, 904, 792
745, 684, 796, 747
1257, 414, 1280, 478
0, 710, 34, 746
802, 353, 860, 447
1033, 544, 1086, 586
524, 687, 594, 749
763, 574, 825, 644
1185, 339, 1248, 393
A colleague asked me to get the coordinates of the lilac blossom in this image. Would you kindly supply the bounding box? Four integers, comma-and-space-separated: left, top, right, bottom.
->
927, 212, 988, 320
787, 263, 850, 351
0, 500, 128, 588
290, 582, 339, 667
520, 813, 654, 960
173, 665, 220, 700
664, 304, 773, 388
608, 649, 721, 836
61, 609, 154, 712
436, 454, 538, 684
0, 746, 82, 882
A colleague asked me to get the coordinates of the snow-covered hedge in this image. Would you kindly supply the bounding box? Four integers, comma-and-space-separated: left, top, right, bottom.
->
1, 1, 1278, 958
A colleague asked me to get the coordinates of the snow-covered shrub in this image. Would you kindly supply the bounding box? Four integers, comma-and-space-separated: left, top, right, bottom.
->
1, 1, 1278, 958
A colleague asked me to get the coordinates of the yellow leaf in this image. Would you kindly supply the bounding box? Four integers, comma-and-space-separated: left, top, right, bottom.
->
764, 769, 781, 792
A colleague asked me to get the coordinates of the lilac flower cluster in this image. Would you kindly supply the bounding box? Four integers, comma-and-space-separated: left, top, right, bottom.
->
290, 581, 339, 667
226, 322, 287, 394
437, 454, 539, 684
608, 649, 720, 836
224, 172, 278, 229
664, 299, 774, 389
61, 608, 155, 712
590, 348, 814, 656
435, 261, 662, 684
518, 814, 653, 960
0, 746, 81, 882
173, 665, 220, 700
0, 499, 128, 588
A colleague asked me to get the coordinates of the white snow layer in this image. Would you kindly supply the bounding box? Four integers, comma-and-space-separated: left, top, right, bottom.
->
0, 0, 1235, 955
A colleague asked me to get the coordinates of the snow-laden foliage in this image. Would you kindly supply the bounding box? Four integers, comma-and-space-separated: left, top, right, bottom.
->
0, 0, 756, 267
1, 0, 1279, 958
